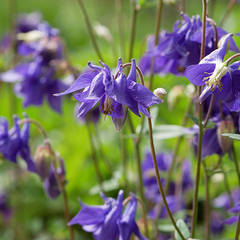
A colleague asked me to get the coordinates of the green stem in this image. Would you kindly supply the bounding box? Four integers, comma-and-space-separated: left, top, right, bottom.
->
191, 1, 207, 237
219, 0, 237, 27
76, 0, 104, 61
235, 212, 240, 240
86, 122, 104, 190
18, 118, 48, 140
147, 0, 163, 90
115, 0, 126, 61
128, 0, 137, 61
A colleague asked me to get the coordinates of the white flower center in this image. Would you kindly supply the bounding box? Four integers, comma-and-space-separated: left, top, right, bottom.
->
203, 63, 229, 92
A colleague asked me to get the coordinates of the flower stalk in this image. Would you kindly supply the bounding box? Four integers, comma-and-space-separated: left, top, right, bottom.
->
76, 0, 104, 61
191, 0, 207, 237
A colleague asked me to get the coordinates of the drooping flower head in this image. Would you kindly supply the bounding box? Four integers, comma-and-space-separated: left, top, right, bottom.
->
68, 190, 148, 240
55, 58, 162, 131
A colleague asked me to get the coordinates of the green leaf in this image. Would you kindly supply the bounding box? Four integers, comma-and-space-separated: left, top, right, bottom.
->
153, 125, 194, 140
222, 133, 240, 141
174, 219, 190, 240
186, 114, 198, 125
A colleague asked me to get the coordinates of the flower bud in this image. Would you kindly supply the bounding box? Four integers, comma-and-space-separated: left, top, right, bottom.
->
167, 85, 184, 110
34, 143, 55, 181
153, 88, 167, 101
217, 117, 234, 153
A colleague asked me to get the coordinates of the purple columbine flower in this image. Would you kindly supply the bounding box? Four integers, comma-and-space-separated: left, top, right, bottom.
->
55, 59, 162, 130
68, 190, 148, 240
1, 56, 67, 113
0, 115, 36, 172
185, 33, 240, 104
210, 211, 225, 235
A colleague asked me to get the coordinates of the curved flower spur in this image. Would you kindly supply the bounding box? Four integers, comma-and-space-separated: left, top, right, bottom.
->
54, 58, 163, 131
185, 33, 240, 105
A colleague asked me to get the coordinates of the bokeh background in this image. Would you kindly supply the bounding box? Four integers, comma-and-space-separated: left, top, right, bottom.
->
0, 0, 240, 239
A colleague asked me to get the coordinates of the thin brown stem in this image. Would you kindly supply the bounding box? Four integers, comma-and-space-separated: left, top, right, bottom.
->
53, 156, 74, 240
235, 212, 240, 240
191, 0, 207, 237
203, 94, 215, 129
18, 118, 48, 140
226, 53, 240, 65
147, 113, 185, 240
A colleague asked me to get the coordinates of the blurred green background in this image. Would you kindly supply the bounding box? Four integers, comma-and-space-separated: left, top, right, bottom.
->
0, 0, 240, 239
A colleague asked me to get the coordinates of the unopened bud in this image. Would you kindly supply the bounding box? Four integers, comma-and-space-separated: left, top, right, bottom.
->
34, 143, 55, 181
217, 117, 234, 153
167, 85, 184, 110
153, 88, 167, 100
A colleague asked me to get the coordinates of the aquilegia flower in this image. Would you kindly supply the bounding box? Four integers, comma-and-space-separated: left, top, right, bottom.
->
139, 13, 239, 76
185, 33, 240, 104
0, 115, 36, 172
55, 58, 162, 130
68, 190, 148, 240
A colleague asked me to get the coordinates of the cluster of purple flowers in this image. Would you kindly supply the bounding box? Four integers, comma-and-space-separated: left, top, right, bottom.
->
68, 190, 148, 240
0, 115, 65, 199
139, 13, 239, 76
0, 12, 68, 113
141, 152, 193, 238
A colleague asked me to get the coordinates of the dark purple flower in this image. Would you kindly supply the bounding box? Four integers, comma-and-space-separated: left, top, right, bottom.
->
69, 190, 148, 240
185, 33, 240, 104
55, 59, 162, 130
16, 12, 42, 33
0, 115, 36, 172
43, 158, 65, 199
118, 193, 148, 240
140, 13, 239, 77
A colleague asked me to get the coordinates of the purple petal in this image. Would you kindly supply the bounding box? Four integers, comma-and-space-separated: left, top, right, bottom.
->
185, 63, 216, 86
223, 216, 239, 225
54, 72, 98, 96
